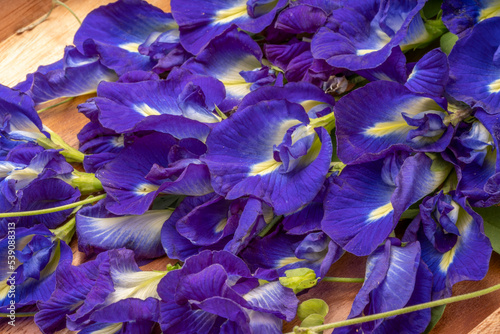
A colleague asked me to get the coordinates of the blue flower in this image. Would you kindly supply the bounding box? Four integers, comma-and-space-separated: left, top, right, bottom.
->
158, 250, 298, 334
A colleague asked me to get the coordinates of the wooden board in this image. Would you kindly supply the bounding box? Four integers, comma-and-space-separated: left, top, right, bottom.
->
0, 1, 499, 333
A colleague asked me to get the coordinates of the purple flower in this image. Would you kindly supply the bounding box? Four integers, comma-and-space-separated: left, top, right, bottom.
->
335, 239, 432, 334
171, 0, 288, 55
15, 46, 117, 105
311, 0, 428, 71
36, 249, 166, 334
74, 0, 178, 75
0, 225, 72, 314
446, 17, 500, 115
202, 98, 333, 215
403, 195, 492, 299
322, 152, 453, 256
158, 250, 298, 333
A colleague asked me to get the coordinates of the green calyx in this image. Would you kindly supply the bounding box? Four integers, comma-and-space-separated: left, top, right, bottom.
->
37, 128, 85, 163
68, 170, 103, 194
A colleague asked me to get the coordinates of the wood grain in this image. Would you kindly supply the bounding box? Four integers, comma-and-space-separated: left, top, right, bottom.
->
0, 1, 499, 334
0, 0, 57, 42
470, 307, 500, 334
0, 0, 171, 88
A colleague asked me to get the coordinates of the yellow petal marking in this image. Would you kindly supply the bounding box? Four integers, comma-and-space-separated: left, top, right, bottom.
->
488, 78, 500, 94
439, 203, 473, 272
213, 2, 248, 25
367, 202, 394, 222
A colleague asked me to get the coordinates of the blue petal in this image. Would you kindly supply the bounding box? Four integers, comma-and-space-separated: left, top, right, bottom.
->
95, 80, 220, 134
242, 281, 298, 321
16, 178, 80, 230
311, 0, 427, 71
356, 46, 408, 83
335, 81, 451, 164
442, 0, 500, 36
35, 259, 100, 333
0, 85, 47, 142
238, 82, 335, 118
405, 48, 449, 97
447, 17, 500, 114
182, 29, 263, 110
0, 232, 72, 313
24, 46, 118, 104
416, 196, 492, 298
76, 200, 172, 259
203, 100, 332, 215
161, 194, 224, 261
323, 153, 452, 256
172, 0, 286, 54
275, 5, 327, 34
338, 240, 428, 334
74, 0, 178, 75
97, 133, 211, 215
175, 195, 234, 247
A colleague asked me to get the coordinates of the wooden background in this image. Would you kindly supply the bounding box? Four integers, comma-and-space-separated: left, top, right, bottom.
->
0, 1, 499, 333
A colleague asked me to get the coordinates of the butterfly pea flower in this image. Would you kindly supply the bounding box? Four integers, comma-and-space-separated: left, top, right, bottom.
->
404, 48, 450, 97
238, 82, 336, 116
92, 70, 222, 137
0, 143, 72, 212
35, 248, 166, 334
203, 98, 333, 215
161, 193, 273, 261
447, 110, 500, 207
355, 47, 409, 84
264, 40, 333, 86
6, 178, 81, 233
403, 195, 492, 299
182, 29, 275, 111
0, 143, 85, 236
77, 97, 126, 173
76, 199, 173, 260
322, 152, 453, 256
171, 0, 288, 55
78, 121, 124, 173
0, 84, 48, 143
0, 224, 73, 315
335, 239, 433, 334
97, 132, 213, 216
311, 0, 428, 71
447, 17, 500, 115
282, 176, 332, 235
158, 250, 298, 334
357, 47, 450, 98
241, 229, 343, 279
274, 2, 329, 34
14, 46, 117, 105
74, 0, 179, 76
442, 0, 500, 37
335, 81, 454, 164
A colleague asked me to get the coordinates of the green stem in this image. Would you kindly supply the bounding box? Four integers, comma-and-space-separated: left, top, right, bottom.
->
16, 3, 55, 34
0, 194, 106, 218
68, 171, 103, 194
259, 215, 283, 237
290, 283, 500, 333
322, 277, 364, 283
309, 112, 336, 132
37, 128, 85, 163
37, 97, 74, 114
53, 0, 82, 25
0, 312, 37, 318
50, 216, 76, 244
214, 105, 228, 120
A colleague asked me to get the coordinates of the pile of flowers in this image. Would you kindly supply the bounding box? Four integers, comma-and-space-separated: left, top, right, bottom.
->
1, 0, 500, 333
